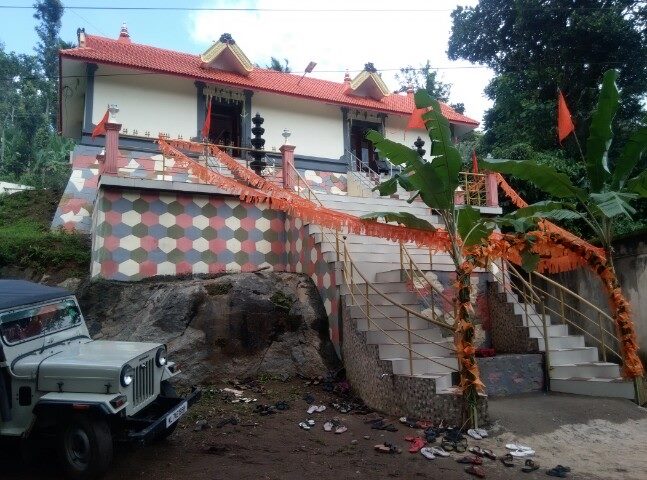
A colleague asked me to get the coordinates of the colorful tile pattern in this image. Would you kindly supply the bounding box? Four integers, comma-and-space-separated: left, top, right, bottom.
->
91, 188, 287, 280
53, 145, 349, 233
284, 215, 340, 354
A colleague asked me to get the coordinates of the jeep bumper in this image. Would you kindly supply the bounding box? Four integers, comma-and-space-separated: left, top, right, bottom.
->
123, 387, 201, 444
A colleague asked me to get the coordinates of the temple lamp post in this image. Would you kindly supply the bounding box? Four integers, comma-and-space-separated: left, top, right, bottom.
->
249, 112, 266, 175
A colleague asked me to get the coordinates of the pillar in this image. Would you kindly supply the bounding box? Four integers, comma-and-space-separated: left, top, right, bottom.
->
485, 172, 499, 207
280, 144, 296, 189
103, 122, 122, 175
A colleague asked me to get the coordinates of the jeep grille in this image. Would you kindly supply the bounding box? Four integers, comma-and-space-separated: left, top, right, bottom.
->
133, 358, 155, 407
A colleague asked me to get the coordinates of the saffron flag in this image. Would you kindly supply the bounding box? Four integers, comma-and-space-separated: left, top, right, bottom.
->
472, 150, 479, 174
91, 109, 109, 138
557, 90, 575, 143
201, 98, 212, 139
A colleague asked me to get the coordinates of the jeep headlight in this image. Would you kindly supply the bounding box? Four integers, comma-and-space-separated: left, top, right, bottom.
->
155, 347, 167, 367
120, 364, 134, 387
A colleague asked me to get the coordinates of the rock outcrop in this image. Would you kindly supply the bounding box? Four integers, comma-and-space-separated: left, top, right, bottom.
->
75, 272, 337, 384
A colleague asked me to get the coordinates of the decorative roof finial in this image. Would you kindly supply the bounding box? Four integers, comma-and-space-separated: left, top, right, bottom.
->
364, 62, 377, 73
118, 22, 131, 43
343, 70, 351, 83
219, 33, 236, 45
406, 84, 414, 95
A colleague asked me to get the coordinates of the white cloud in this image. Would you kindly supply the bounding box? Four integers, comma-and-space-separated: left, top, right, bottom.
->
189, 0, 493, 126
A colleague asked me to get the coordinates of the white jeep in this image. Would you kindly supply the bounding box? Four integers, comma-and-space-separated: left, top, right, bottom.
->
0, 279, 201, 479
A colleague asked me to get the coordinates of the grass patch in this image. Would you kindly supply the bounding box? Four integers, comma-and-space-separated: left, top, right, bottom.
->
0, 189, 90, 275
270, 290, 295, 311
205, 282, 233, 296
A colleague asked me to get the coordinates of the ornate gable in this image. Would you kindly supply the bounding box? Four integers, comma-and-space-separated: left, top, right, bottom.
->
200, 33, 253, 76
346, 63, 390, 101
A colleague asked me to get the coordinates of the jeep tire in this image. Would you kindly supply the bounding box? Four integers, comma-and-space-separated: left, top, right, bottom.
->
57, 414, 113, 480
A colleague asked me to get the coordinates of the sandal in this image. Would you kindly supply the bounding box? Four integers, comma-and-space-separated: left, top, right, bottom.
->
467, 428, 483, 440
469, 446, 485, 457
482, 449, 497, 460
408, 437, 426, 453
465, 465, 486, 478
457, 455, 483, 465
522, 459, 539, 473
455, 438, 468, 453
323, 421, 334, 432
430, 446, 450, 458
334, 425, 347, 434
546, 466, 569, 477
298, 421, 311, 430
420, 447, 435, 460
501, 453, 514, 467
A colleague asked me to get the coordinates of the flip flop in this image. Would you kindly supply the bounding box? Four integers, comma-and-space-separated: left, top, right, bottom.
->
323, 421, 334, 432
408, 437, 426, 453
482, 449, 497, 460
441, 440, 455, 451
299, 422, 311, 430
457, 455, 483, 465
501, 453, 515, 467
467, 429, 483, 440
469, 446, 484, 457
415, 420, 434, 429
465, 465, 486, 478
510, 448, 535, 457
316, 405, 326, 413
555, 465, 571, 473
404, 435, 416, 442
306, 419, 315, 426
506, 443, 531, 451
420, 447, 435, 460
374, 444, 391, 453
307, 405, 317, 414
522, 459, 540, 473
475, 428, 488, 438
334, 425, 347, 434
430, 447, 450, 458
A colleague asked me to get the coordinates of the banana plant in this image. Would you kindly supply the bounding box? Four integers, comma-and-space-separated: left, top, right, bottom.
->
361, 90, 495, 426
481, 70, 647, 269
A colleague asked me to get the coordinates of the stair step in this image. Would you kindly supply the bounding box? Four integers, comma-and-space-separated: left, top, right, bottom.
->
548, 347, 599, 364
528, 324, 569, 338
344, 292, 419, 305
379, 342, 455, 359
399, 373, 454, 393
538, 335, 585, 350
366, 329, 444, 345
356, 316, 434, 331
348, 303, 425, 319
341, 282, 413, 295
550, 377, 635, 399
323, 250, 449, 265
390, 357, 458, 375
550, 362, 621, 379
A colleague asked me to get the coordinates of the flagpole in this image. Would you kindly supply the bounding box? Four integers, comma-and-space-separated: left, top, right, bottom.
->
557, 87, 586, 163
571, 131, 586, 163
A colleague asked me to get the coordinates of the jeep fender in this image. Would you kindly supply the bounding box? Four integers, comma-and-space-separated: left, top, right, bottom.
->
33, 391, 127, 418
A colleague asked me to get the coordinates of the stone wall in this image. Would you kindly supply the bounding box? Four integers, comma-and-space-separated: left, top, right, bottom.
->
487, 282, 539, 354
342, 302, 488, 425
478, 354, 544, 396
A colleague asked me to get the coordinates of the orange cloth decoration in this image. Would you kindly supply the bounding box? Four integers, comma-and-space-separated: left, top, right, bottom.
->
558, 90, 575, 144
91, 109, 109, 138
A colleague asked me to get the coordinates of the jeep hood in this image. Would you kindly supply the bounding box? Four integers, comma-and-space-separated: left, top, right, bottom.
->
35, 340, 162, 394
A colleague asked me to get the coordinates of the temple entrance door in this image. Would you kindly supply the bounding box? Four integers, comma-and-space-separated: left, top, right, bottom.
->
207, 100, 242, 157
350, 121, 380, 172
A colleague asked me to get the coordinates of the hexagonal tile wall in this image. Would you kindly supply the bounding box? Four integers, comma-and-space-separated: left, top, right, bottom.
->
92, 188, 287, 281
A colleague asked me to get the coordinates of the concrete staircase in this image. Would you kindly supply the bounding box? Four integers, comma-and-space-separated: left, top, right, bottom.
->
314, 193, 460, 395
492, 278, 635, 399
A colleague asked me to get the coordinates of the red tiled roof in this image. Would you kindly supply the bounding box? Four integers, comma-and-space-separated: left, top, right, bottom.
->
61, 35, 479, 127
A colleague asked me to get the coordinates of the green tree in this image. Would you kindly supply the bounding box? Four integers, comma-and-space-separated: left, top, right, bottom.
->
266, 56, 291, 73
33, 0, 65, 128
364, 91, 496, 426
448, 0, 647, 155
395, 60, 451, 102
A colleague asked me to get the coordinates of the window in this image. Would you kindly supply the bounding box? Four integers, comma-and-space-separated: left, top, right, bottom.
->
0, 299, 82, 345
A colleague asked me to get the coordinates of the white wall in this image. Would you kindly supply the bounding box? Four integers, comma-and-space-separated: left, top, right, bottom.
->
252, 92, 343, 159
92, 65, 196, 139
61, 59, 87, 139
384, 114, 430, 161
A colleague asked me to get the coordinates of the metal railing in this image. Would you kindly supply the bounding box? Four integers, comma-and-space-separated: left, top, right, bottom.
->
287, 162, 457, 378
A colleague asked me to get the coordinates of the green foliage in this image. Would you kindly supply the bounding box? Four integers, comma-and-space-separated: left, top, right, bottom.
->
457, 205, 493, 246
266, 57, 291, 73
585, 70, 619, 192
0, 189, 89, 274
360, 211, 436, 231
394, 60, 451, 102
614, 125, 647, 190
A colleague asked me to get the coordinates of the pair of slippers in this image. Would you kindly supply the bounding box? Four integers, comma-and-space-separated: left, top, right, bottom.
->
404, 436, 426, 453
298, 419, 315, 430
323, 419, 347, 434
274, 400, 289, 411
467, 428, 488, 440
306, 404, 326, 414
368, 419, 398, 432
331, 402, 353, 413
441, 437, 468, 453
457, 455, 483, 465
254, 404, 276, 416
420, 446, 449, 460
547, 465, 571, 477
469, 446, 497, 460
374, 442, 402, 454
465, 465, 486, 478
506, 443, 535, 457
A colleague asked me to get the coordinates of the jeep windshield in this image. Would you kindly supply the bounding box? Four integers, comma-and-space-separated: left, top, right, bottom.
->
0, 299, 82, 345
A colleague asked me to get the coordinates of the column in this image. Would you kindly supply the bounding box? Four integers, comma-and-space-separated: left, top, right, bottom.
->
103, 122, 122, 175
280, 144, 296, 189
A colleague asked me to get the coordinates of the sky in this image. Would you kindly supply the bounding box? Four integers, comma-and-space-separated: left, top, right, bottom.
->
0, 0, 494, 126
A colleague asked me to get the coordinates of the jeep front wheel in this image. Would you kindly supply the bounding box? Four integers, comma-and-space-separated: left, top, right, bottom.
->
57, 414, 113, 480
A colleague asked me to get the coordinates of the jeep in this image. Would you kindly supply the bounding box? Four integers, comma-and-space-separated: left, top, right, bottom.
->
0, 280, 201, 479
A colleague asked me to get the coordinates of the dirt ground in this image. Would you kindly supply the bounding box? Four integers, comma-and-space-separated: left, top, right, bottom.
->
3, 378, 646, 480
